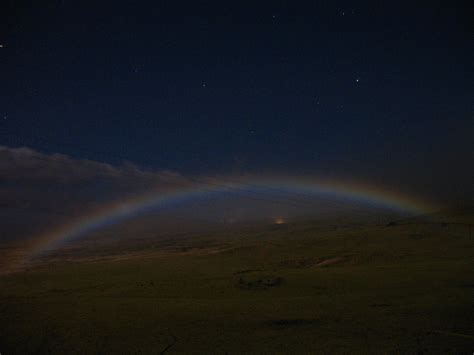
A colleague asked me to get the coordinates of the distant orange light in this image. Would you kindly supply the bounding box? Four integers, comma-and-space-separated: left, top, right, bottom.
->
274, 217, 286, 225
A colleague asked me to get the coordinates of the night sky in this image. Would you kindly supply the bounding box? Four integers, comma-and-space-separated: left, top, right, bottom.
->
1, 2, 472, 191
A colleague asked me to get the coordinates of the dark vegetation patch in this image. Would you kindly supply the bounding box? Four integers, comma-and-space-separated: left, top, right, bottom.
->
278, 258, 318, 269
409, 234, 426, 239
236, 275, 283, 290
136, 281, 156, 287
370, 303, 392, 307
458, 283, 474, 288
233, 268, 263, 275
266, 318, 320, 328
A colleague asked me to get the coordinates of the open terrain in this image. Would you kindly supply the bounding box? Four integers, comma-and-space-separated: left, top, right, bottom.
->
0, 210, 473, 354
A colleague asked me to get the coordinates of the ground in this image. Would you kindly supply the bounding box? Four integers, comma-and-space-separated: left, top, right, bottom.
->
0, 211, 473, 354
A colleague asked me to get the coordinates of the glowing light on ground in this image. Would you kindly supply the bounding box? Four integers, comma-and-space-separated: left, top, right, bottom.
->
274, 217, 286, 225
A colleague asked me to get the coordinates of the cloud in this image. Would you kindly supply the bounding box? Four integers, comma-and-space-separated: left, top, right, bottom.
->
0, 146, 192, 240
0, 145, 184, 183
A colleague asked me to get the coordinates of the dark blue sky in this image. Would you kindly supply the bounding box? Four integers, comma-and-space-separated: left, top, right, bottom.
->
1, 1, 472, 177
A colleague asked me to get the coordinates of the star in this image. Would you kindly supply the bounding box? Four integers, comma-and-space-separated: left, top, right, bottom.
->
356, 78, 360, 83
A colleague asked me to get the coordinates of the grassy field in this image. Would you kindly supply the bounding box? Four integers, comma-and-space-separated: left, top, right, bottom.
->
0, 212, 473, 354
